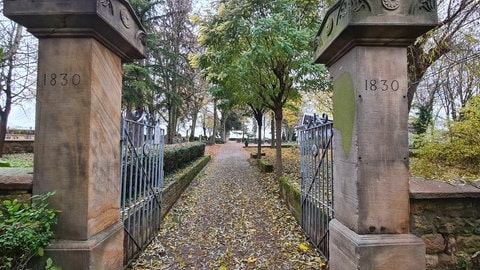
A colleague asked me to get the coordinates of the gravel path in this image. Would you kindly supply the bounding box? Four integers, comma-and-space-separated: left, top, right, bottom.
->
129, 141, 324, 269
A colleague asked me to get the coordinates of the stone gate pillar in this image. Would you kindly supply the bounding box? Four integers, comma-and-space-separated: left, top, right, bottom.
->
313, 1, 437, 269
3, 1, 146, 269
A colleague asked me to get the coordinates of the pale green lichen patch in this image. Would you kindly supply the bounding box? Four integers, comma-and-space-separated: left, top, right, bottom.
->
333, 72, 355, 157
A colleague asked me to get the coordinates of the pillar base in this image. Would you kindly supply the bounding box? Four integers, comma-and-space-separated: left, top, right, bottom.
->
39, 221, 124, 270
329, 219, 425, 270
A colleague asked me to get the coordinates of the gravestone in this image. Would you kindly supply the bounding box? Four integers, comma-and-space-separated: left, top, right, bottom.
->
313, 1, 437, 269
3, 1, 146, 269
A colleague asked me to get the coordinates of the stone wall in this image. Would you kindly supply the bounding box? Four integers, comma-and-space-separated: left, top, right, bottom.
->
410, 178, 480, 270
276, 176, 480, 269
0, 168, 33, 203
161, 155, 211, 219
278, 176, 301, 223
2, 140, 34, 154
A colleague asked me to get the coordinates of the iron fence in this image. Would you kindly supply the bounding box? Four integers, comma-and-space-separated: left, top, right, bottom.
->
120, 116, 164, 266
298, 114, 334, 259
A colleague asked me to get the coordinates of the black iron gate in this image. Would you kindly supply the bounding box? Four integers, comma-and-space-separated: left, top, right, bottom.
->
298, 114, 334, 258
120, 116, 165, 266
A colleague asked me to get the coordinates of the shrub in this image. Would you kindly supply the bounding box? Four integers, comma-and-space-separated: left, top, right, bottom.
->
163, 142, 206, 174
0, 161, 11, 167
0, 192, 59, 270
412, 96, 480, 180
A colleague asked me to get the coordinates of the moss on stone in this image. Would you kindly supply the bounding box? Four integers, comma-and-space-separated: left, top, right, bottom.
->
258, 160, 274, 173
333, 72, 355, 157
161, 155, 211, 219
279, 176, 301, 223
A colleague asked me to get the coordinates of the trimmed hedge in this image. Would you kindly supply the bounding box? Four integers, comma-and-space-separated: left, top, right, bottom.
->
164, 142, 206, 174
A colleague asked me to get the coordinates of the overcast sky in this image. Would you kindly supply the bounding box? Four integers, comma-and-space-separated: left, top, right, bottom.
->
9, 100, 35, 129
193, 0, 213, 15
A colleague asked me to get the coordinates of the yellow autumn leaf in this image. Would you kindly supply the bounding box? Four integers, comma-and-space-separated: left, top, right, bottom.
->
189, 15, 202, 25
218, 265, 227, 270
218, 3, 226, 17
246, 257, 257, 263
299, 243, 310, 251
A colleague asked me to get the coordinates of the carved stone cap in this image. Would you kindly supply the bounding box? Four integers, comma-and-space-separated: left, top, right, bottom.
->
314, 0, 438, 66
3, 0, 146, 62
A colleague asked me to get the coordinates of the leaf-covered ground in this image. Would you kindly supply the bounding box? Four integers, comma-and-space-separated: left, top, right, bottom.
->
245, 146, 302, 191
128, 142, 325, 269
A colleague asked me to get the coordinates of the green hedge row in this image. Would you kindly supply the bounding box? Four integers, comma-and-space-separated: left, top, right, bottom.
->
164, 142, 206, 174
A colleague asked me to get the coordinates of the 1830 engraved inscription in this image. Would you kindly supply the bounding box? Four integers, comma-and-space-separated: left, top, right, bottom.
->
365, 79, 400, 92
42, 73, 81, 87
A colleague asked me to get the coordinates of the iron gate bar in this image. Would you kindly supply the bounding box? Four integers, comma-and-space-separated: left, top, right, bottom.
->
298, 114, 334, 259
120, 117, 164, 267
301, 134, 332, 208
123, 224, 142, 250
123, 128, 162, 207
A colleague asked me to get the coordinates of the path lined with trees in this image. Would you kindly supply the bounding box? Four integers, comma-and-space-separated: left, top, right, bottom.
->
1, 0, 479, 165
129, 142, 324, 269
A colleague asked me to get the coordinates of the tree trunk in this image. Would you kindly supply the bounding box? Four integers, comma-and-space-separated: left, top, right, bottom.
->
257, 123, 262, 158
0, 113, 9, 158
167, 103, 178, 144
263, 114, 267, 144
270, 112, 275, 148
222, 118, 227, 142
202, 119, 207, 138
189, 108, 198, 141
219, 111, 228, 142
0, 26, 23, 157
287, 127, 294, 142
274, 108, 283, 177
210, 99, 217, 145
252, 109, 264, 159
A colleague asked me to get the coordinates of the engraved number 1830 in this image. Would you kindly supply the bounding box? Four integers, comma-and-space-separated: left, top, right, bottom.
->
42, 73, 81, 87
365, 79, 399, 92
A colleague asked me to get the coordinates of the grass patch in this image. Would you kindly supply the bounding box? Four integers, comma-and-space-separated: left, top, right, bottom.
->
0, 154, 33, 168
